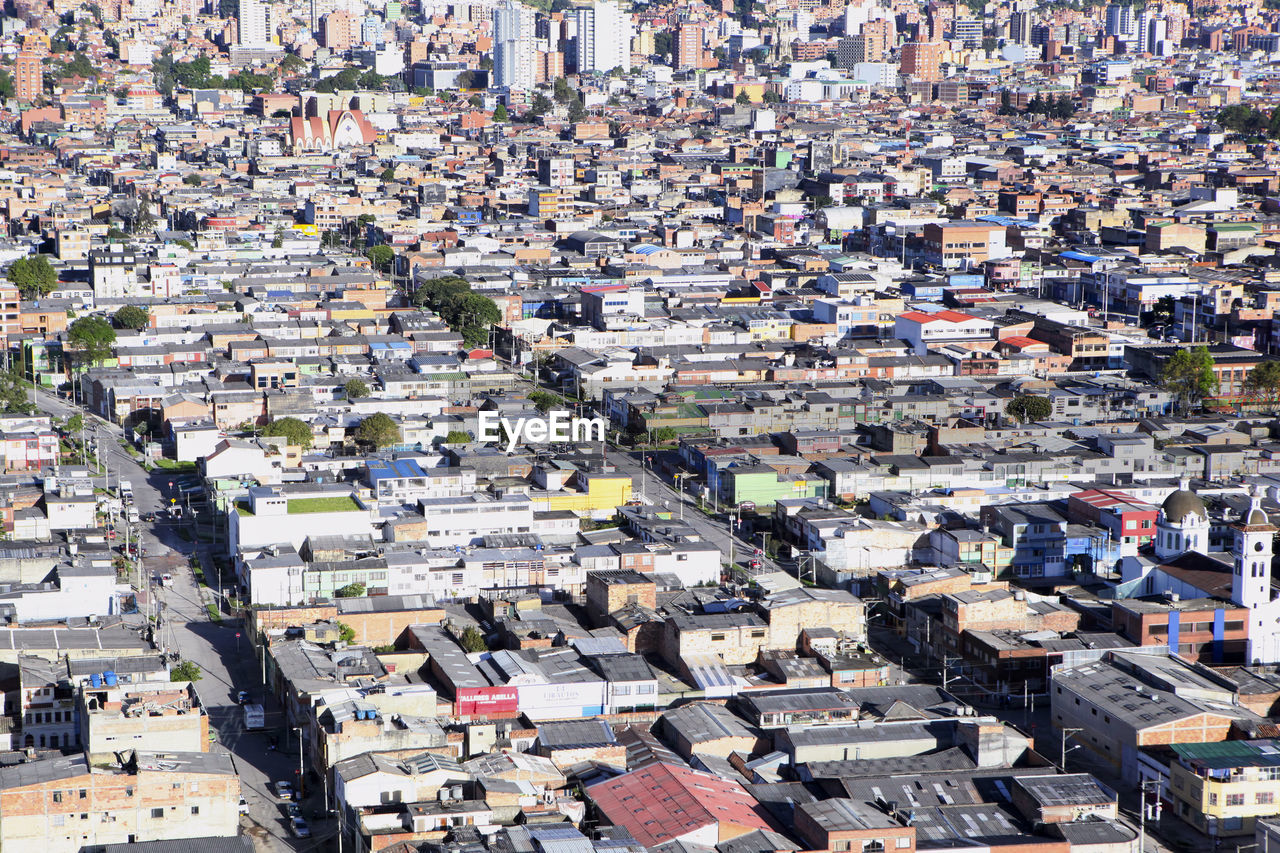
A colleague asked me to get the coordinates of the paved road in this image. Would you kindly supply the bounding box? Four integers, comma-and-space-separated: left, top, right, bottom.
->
607, 448, 785, 576
33, 387, 331, 851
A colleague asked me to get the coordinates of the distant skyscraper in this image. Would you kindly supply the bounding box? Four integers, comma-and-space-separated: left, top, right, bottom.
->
15, 52, 42, 103
1104, 3, 1137, 48
493, 0, 536, 90
675, 22, 704, 71
575, 0, 630, 74
237, 0, 270, 46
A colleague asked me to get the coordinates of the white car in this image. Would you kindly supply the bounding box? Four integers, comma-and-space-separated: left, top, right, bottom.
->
238, 796, 249, 815
273, 781, 294, 801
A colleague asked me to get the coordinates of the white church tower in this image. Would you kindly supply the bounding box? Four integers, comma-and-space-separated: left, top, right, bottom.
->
1232, 489, 1280, 664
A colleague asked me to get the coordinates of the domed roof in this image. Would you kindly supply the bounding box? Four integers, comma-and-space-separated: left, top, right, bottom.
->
1162, 487, 1207, 523
1247, 506, 1271, 526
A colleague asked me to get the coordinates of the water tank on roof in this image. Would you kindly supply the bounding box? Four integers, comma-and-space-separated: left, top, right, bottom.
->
104, 672, 117, 686
90, 673, 101, 688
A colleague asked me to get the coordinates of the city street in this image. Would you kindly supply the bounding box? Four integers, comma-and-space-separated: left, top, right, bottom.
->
607, 447, 785, 576
32, 387, 330, 851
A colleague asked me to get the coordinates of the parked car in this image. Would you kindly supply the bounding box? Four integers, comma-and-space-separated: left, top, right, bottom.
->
290, 817, 311, 838
285, 802, 302, 819
235, 690, 250, 705
238, 796, 249, 815
273, 781, 294, 800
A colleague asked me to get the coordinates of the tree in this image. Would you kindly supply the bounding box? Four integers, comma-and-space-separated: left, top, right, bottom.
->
1005, 394, 1052, 424
411, 276, 502, 347
459, 625, 487, 653
7, 255, 58, 298
66, 413, 84, 434
736, 90, 751, 105
365, 244, 394, 272
493, 102, 508, 121
113, 305, 150, 330
1160, 346, 1218, 414
567, 95, 586, 122
280, 53, 305, 73
271, 230, 284, 248
0, 367, 33, 415
455, 69, 475, 89
653, 426, 679, 443
653, 31, 673, 59
67, 317, 116, 368
262, 416, 313, 449
0, 69, 15, 100
527, 390, 559, 413
355, 413, 400, 448
183, 174, 202, 186
380, 166, 396, 182
1245, 360, 1280, 404
468, 93, 482, 107
529, 93, 552, 117
171, 660, 202, 682
552, 76, 573, 102
335, 582, 366, 598
444, 430, 471, 443
344, 378, 370, 399
762, 90, 781, 104
337, 622, 356, 643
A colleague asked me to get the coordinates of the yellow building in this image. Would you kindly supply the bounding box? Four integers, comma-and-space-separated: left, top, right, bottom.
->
530, 470, 632, 519
1168, 740, 1280, 839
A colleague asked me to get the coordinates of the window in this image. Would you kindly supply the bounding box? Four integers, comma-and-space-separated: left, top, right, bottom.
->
1257, 792, 1274, 805
896, 841, 911, 850
1227, 793, 1246, 807
1209, 793, 1218, 806
191, 806, 200, 815
52, 791, 62, 803
151, 808, 164, 819
710, 633, 726, 642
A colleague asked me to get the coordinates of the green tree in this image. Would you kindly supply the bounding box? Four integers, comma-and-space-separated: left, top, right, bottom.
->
271, 230, 284, 248
411, 276, 501, 347
113, 305, 150, 330
335, 582, 366, 598
459, 625, 487, 653
1245, 360, 1280, 404
0, 69, 15, 99
444, 430, 471, 443
355, 413, 400, 448
736, 90, 751, 105
552, 76, 573, 102
652, 426, 679, 443
1005, 394, 1052, 424
67, 317, 116, 368
529, 93, 552, 116
455, 69, 475, 89
365, 244, 394, 272
1161, 346, 1218, 414
493, 102, 508, 121
653, 30, 673, 59
567, 95, 586, 122
183, 174, 202, 186
344, 378, 370, 399
7, 255, 58, 298
337, 622, 356, 643
527, 390, 559, 413
262, 416, 313, 449
66, 413, 84, 434
762, 90, 781, 104
380, 166, 396, 181
171, 660, 202, 682
280, 53, 305, 73
0, 367, 33, 415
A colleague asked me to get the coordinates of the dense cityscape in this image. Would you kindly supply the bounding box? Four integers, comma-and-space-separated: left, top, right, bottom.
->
2, 0, 1280, 851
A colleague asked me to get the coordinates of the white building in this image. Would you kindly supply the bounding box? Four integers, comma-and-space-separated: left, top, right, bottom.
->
237, 0, 271, 47
575, 0, 631, 74
493, 0, 536, 90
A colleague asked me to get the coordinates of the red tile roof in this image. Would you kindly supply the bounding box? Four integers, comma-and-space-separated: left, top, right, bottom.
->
586, 763, 774, 847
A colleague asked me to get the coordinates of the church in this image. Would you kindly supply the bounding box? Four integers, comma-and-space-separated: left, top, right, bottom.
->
1119, 480, 1280, 665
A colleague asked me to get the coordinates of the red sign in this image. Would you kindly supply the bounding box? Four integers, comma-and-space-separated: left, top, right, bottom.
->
455, 687, 518, 716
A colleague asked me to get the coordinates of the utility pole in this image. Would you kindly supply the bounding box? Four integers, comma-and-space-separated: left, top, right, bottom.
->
1061, 727, 1083, 770
1138, 779, 1160, 853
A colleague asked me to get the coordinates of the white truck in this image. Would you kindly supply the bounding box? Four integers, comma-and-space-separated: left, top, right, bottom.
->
243, 704, 265, 730
119, 480, 134, 505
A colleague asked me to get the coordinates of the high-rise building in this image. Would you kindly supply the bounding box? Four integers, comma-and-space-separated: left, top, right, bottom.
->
952, 17, 982, 49
675, 22, 704, 71
899, 41, 943, 82
1009, 11, 1032, 44
575, 0, 630, 74
236, 0, 270, 46
15, 52, 42, 103
493, 0, 536, 90
1104, 3, 1137, 48
321, 10, 355, 49
862, 18, 893, 61
310, 0, 336, 31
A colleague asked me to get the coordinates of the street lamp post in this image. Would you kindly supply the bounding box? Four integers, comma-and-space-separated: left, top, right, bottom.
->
1060, 727, 1083, 770
295, 725, 305, 797
1138, 778, 1161, 853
